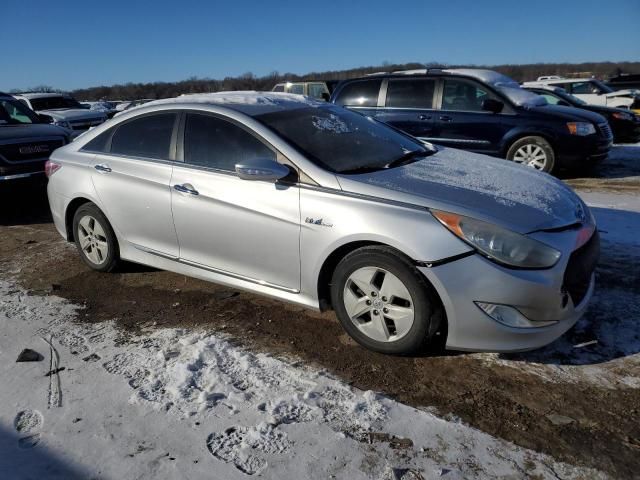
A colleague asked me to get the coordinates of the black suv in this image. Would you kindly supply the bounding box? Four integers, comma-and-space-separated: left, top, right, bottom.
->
1, 92, 70, 182
524, 85, 640, 143
330, 69, 612, 173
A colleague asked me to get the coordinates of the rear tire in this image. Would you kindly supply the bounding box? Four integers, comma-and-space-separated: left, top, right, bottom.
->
72, 203, 120, 272
506, 136, 555, 173
330, 246, 442, 355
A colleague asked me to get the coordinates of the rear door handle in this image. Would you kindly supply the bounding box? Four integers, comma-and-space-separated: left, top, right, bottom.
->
173, 183, 199, 195
439, 115, 452, 122
94, 163, 112, 173
418, 114, 431, 120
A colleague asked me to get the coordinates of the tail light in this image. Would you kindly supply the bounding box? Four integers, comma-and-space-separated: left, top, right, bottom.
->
45, 160, 61, 177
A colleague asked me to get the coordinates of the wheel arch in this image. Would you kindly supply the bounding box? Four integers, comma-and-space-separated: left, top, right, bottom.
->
64, 197, 95, 242
316, 240, 444, 313
500, 129, 557, 158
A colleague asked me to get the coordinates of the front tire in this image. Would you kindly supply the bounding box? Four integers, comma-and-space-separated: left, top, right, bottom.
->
506, 136, 555, 173
330, 246, 441, 354
72, 203, 120, 272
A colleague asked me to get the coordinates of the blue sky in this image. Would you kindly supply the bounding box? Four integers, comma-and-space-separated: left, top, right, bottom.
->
2, 0, 639, 91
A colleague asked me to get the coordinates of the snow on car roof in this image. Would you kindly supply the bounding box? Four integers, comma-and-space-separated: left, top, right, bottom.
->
442, 69, 547, 107
443, 69, 518, 87
15, 92, 71, 99
139, 91, 325, 116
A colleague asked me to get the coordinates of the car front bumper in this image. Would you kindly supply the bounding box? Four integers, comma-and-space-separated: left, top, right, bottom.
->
555, 135, 611, 167
419, 252, 595, 352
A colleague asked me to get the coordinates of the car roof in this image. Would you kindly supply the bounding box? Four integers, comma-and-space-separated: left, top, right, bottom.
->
344, 68, 520, 87
525, 78, 596, 84
523, 85, 566, 93
14, 92, 70, 99
131, 91, 325, 116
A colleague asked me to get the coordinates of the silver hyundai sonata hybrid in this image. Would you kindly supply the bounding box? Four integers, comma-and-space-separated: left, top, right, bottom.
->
46, 92, 599, 354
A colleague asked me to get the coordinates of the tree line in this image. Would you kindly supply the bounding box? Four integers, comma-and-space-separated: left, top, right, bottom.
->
14, 61, 640, 101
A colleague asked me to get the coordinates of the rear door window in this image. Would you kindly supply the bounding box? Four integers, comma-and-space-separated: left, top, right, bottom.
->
110, 113, 176, 160
333, 79, 382, 107
385, 78, 436, 108
287, 84, 305, 95
307, 83, 328, 99
183, 113, 275, 172
569, 81, 602, 95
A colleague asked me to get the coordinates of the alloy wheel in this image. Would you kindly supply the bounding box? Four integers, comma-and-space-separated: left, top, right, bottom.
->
77, 215, 109, 265
512, 144, 548, 170
343, 267, 415, 342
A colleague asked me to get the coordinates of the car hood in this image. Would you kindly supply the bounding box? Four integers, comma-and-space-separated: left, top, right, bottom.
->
0, 123, 69, 141
529, 104, 607, 124
604, 89, 640, 98
38, 109, 106, 121
336, 147, 588, 234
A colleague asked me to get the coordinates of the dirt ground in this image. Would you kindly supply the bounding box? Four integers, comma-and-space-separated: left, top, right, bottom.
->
1, 157, 639, 478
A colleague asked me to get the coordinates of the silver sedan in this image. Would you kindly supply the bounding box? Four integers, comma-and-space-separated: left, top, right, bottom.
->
46, 92, 599, 354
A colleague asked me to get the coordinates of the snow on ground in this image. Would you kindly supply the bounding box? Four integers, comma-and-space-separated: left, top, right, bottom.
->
1, 143, 637, 479
0, 279, 604, 479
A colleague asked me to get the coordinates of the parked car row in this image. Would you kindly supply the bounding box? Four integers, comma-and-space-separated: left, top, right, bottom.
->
272, 71, 639, 173
4, 68, 611, 354
0, 92, 71, 181
14, 93, 108, 133
328, 69, 618, 173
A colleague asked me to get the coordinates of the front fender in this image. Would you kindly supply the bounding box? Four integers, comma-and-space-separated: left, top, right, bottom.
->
299, 187, 472, 300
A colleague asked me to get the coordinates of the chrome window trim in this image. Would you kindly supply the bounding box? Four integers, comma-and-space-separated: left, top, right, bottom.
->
417, 137, 491, 145
89, 151, 178, 167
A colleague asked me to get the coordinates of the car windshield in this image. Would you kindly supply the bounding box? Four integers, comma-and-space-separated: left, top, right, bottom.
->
592, 80, 614, 94
468, 70, 548, 107
255, 106, 433, 174
556, 89, 587, 105
29, 96, 82, 110
0, 99, 40, 125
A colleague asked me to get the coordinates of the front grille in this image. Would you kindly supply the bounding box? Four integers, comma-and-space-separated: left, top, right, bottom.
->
598, 122, 613, 141
562, 230, 600, 306
0, 138, 64, 163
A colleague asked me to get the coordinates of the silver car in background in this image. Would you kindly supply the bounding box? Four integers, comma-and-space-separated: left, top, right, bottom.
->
46, 92, 599, 354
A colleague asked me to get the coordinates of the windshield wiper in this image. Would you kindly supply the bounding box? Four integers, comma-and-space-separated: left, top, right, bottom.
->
384, 149, 430, 169
339, 165, 387, 174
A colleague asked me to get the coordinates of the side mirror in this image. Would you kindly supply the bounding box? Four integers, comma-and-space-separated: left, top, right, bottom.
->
235, 158, 291, 182
481, 98, 504, 113
38, 113, 54, 124
320, 92, 330, 102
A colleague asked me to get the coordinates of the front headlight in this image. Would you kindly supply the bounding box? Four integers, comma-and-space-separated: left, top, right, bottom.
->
54, 119, 72, 129
612, 111, 633, 121
432, 210, 561, 269
566, 122, 596, 136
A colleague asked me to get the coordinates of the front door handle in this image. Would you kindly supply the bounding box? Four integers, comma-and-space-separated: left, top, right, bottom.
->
439, 115, 452, 122
94, 163, 112, 173
418, 114, 431, 121
173, 183, 199, 195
